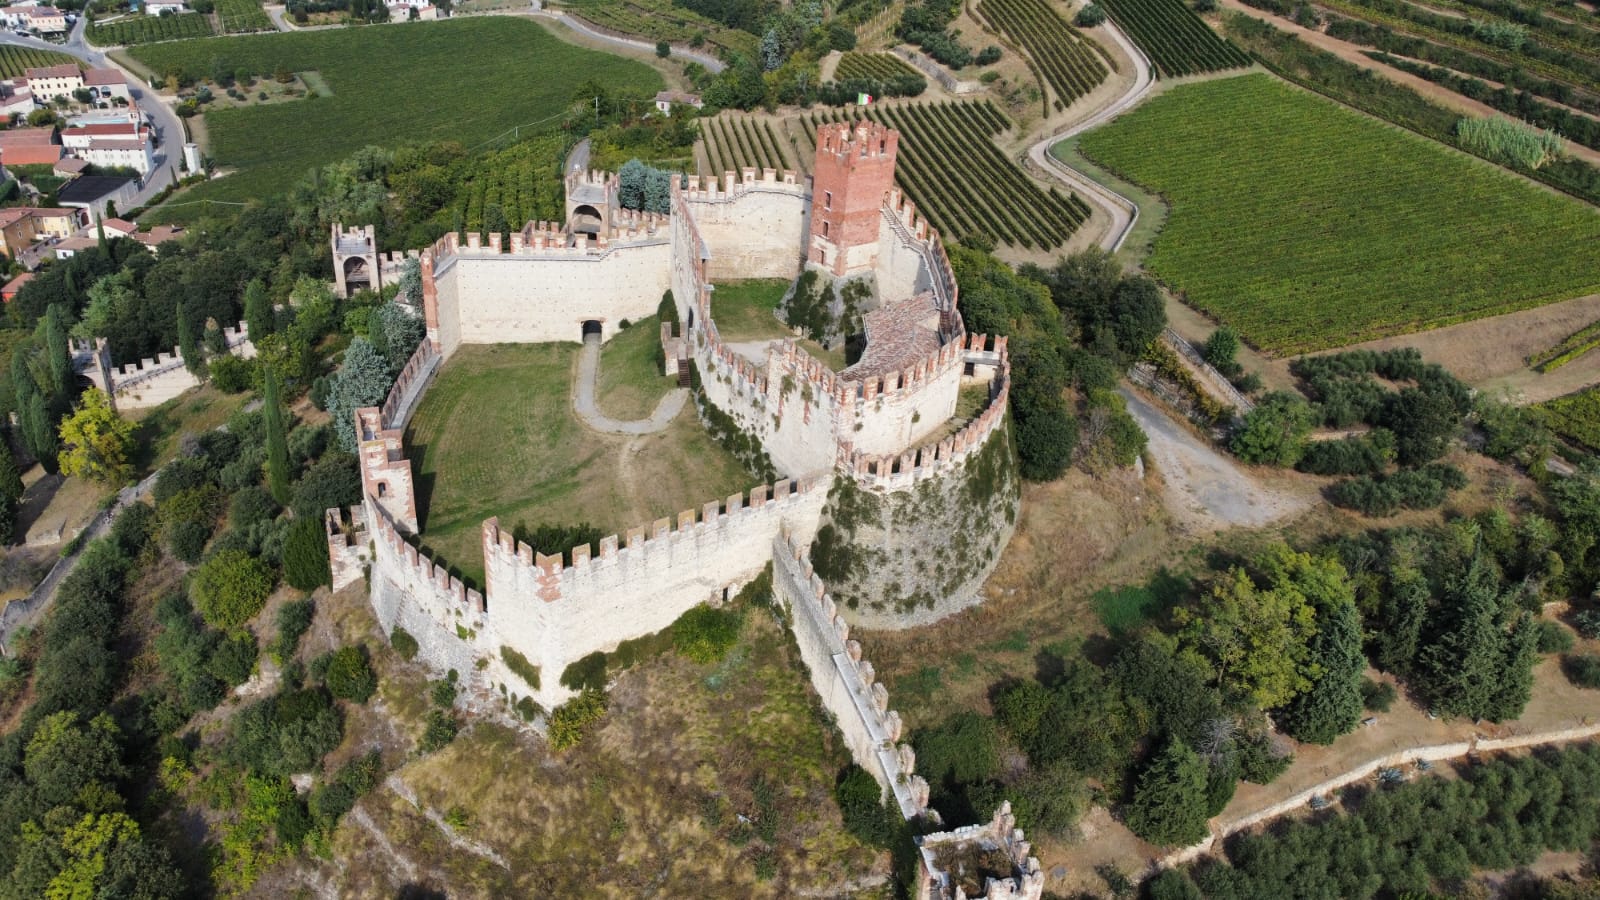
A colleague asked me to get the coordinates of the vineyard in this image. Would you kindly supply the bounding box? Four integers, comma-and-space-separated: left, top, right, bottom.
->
1529, 319, 1600, 372
834, 51, 921, 81
87, 13, 215, 46
215, 0, 275, 33
977, 0, 1110, 110
1077, 74, 1600, 355
1543, 387, 1600, 452
456, 134, 567, 234
700, 115, 800, 175
0, 46, 78, 79
1098, 0, 1250, 76
799, 102, 1090, 249
555, 0, 758, 57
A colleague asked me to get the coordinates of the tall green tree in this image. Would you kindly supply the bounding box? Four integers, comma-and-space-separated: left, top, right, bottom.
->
1231, 391, 1317, 466
27, 390, 57, 474
42, 304, 71, 401
0, 438, 21, 543
1419, 548, 1534, 720
1276, 581, 1365, 743
176, 303, 203, 376
243, 278, 272, 344
1125, 736, 1211, 846
1176, 562, 1317, 710
263, 368, 290, 505
327, 338, 394, 452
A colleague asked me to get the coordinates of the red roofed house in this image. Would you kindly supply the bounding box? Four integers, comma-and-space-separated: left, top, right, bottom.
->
82, 68, 131, 103
0, 128, 62, 167
2, 273, 33, 302
13, 6, 67, 34
99, 218, 136, 239
53, 157, 89, 178
24, 63, 82, 101
0, 207, 85, 258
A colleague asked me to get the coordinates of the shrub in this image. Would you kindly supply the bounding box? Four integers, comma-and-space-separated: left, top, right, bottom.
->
323, 646, 377, 704
1360, 678, 1397, 713
430, 678, 456, 708
166, 519, 210, 564
1573, 608, 1600, 640
390, 626, 419, 661
1296, 429, 1395, 476
290, 453, 361, 519
208, 631, 258, 687
1075, 3, 1107, 25
549, 688, 608, 751
190, 549, 275, 630
1327, 463, 1467, 516
672, 605, 742, 664
273, 598, 314, 663
229, 486, 279, 531
208, 354, 255, 393
1537, 620, 1575, 654
500, 645, 540, 690
282, 515, 330, 591
1562, 653, 1600, 689
834, 765, 899, 847
1231, 391, 1317, 466
418, 708, 458, 753
559, 651, 608, 691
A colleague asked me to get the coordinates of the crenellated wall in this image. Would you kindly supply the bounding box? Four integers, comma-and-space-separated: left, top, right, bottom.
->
679, 168, 809, 280
70, 321, 255, 411
916, 802, 1046, 900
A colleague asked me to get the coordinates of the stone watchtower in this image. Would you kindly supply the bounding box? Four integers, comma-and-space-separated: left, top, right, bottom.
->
809, 119, 899, 278
332, 223, 380, 299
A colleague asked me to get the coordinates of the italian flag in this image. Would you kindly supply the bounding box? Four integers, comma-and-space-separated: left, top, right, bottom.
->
857, 93, 873, 106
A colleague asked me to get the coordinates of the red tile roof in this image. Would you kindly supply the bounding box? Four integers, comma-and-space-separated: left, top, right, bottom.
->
2, 273, 34, 299
83, 68, 125, 86
0, 127, 58, 146
24, 64, 79, 81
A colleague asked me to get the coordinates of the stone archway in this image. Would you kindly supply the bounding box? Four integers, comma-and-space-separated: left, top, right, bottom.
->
581, 319, 603, 339
571, 204, 604, 237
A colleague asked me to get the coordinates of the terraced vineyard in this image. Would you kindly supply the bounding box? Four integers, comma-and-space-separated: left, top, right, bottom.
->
978, 0, 1110, 109
1078, 74, 1600, 354
456, 134, 567, 234
87, 12, 215, 45
834, 51, 922, 81
701, 115, 799, 175
800, 102, 1091, 249
1543, 387, 1600, 452
1098, 0, 1250, 76
0, 45, 78, 79
215, 0, 275, 33
556, 0, 758, 56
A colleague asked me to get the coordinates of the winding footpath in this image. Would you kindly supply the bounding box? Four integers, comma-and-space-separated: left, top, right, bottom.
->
528, 9, 726, 73
572, 333, 687, 435
1026, 20, 1155, 254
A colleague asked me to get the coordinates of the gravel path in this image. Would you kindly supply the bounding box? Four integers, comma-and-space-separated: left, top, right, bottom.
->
529, 9, 725, 72
1119, 386, 1307, 531
572, 333, 687, 435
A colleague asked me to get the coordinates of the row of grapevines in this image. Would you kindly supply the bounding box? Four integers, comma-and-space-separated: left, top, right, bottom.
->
86, 13, 215, 47
0, 45, 78, 79
978, 0, 1110, 110
215, 0, 275, 34
456, 134, 566, 234
1543, 387, 1600, 452
1529, 320, 1600, 372
700, 115, 794, 175
1097, 0, 1250, 76
835, 51, 922, 81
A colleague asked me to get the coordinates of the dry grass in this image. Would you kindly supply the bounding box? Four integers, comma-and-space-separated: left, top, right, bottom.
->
597, 315, 674, 421
127, 384, 253, 475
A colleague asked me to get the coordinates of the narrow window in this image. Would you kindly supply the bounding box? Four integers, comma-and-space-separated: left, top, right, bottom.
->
824, 190, 832, 210
822, 221, 830, 238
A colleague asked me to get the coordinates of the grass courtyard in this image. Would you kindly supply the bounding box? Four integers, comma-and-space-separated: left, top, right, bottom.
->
405, 341, 753, 586
710, 278, 848, 370
1078, 74, 1600, 356
129, 18, 661, 215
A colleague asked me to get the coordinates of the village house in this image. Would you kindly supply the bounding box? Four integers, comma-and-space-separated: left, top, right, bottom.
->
9, 5, 68, 33
0, 207, 86, 258
83, 69, 132, 104
1, 272, 33, 303
0, 127, 62, 167
24, 64, 83, 102
653, 90, 703, 115
0, 80, 33, 117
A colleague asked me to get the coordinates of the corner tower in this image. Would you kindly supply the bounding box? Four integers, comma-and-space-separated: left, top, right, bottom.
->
809, 119, 898, 278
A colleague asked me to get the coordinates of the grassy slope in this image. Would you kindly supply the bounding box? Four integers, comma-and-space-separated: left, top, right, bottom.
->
404, 343, 752, 586
598, 315, 672, 421
1078, 73, 1600, 356
709, 278, 792, 342
131, 18, 661, 214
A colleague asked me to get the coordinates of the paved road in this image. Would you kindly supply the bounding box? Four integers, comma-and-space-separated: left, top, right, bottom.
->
572, 333, 687, 434
0, 19, 187, 209
1025, 20, 1153, 254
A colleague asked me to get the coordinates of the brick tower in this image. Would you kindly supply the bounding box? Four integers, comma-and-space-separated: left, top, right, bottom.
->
809, 119, 899, 278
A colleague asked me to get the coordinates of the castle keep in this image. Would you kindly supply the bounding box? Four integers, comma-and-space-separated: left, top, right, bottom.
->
330, 120, 1037, 898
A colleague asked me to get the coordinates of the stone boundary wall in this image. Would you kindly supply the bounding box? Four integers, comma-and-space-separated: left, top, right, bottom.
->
772, 533, 930, 818
426, 214, 669, 276
1158, 723, 1600, 870
848, 336, 1010, 492
1162, 327, 1255, 415
71, 320, 255, 410
379, 340, 441, 431
892, 46, 983, 94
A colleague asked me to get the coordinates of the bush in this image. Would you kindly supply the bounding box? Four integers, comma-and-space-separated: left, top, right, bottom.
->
229, 486, 280, 531
1537, 620, 1576, 654
208, 631, 258, 686
1573, 608, 1600, 640
1296, 429, 1395, 476
390, 626, 419, 661
834, 765, 899, 847
323, 646, 376, 703
418, 708, 457, 753
273, 598, 314, 663
1360, 678, 1397, 712
208, 354, 255, 393
1231, 391, 1317, 466
190, 549, 275, 630
166, 519, 211, 564
500, 645, 540, 690
290, 453, 361, 519
1562, 653, 1600, 689
1328, 463, 1468, 516
559, 651, 607, 691
282, 515, 330, 591
549, 688, 608, 750
672, 605, 742, 663
1075, 3, 1107, 25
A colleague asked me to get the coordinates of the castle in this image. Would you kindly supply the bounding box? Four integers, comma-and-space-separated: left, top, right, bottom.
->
328, 121, 1040, 899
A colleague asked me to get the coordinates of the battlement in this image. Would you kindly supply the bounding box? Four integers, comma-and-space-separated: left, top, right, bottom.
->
773, 533, 930, 818
326, 505, 369, 592
917, 802, 1044, 900
884, 188, 959, 314
481, 476, 822, 596
379, 339, 441, 431
355, 406, 418, 531
850, 342, 1010, 492
426, 220, 669, 269
368, 496, 485, 617
678, 167, 804, 203
816, 119, 899, 166
333, 222, 376, 256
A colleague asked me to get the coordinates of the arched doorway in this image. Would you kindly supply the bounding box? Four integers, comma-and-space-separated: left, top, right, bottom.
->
342, 256, 372, 291
581, 320, 603, 340
571, 204, 604, 237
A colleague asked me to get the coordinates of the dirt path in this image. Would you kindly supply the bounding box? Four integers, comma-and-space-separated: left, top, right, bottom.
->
1118, 386, 1309, 531
527, 9, 725, 72
1216, 0, 1600, 167
572, 333, 687, 435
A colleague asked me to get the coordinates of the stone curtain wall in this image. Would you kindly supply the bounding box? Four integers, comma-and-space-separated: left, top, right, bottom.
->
772, 533, 930, 817
71, 321, 255, 410
482, 477, 827, 708
684, 169, 810, 281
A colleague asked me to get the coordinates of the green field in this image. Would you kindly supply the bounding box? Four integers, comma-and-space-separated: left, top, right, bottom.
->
405, 343, 752, 587
1078, 74, 1600, 355
0, 45, 78, 79
1543, 387, 1600, 452
130, 18, 661, 214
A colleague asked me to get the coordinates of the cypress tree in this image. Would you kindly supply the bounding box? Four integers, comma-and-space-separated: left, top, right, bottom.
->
1277, 592, 1365, 744
243, 279, 272, 343
1486, 614, 1540, 722
264, 368, 290, 505
28, 391, 56, 474
1419, 551, 1508, 719
0, 438, 20, 544
1125, 736, 1211, 846
43, 304, 70, 401
176, 303, 203, 376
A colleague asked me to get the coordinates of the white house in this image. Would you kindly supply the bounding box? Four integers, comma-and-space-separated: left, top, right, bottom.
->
24, 64, 83, 101
11, 6, 67, 33
82, 69, 131, 104
653, 90, 703, 115
141, 0, 189, 14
